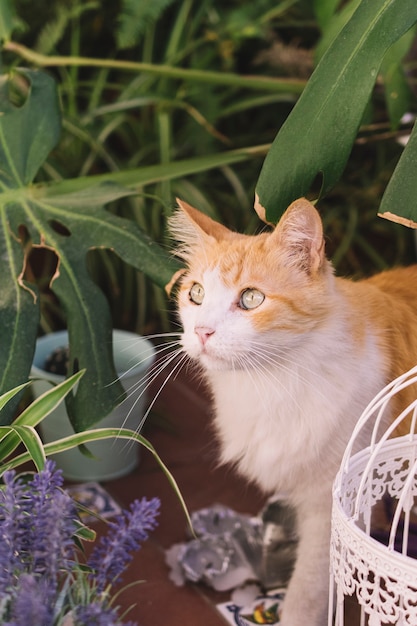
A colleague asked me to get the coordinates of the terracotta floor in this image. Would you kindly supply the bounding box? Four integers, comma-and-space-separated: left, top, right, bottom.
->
84, 357, 360, 626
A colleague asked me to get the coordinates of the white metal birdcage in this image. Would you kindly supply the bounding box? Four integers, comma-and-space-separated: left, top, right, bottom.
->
329, 365, 417, 626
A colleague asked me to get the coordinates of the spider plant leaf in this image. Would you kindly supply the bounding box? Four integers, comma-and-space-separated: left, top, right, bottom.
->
378, 121, 417, 227
16, 371, 85, 427
0, 383, 30, 412
0, 372, 84, 461
254, 0, 417, 224
2, 426, 194, 534
8, 425, 46, 472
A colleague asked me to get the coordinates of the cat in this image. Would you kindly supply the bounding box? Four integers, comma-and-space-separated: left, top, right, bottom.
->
167, 197, 417, 626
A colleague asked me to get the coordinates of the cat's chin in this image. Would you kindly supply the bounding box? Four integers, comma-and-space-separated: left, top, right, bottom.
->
195, 353, 247, 372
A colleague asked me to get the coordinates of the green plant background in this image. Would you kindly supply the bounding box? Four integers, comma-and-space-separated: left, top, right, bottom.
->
1, 0, 416, 430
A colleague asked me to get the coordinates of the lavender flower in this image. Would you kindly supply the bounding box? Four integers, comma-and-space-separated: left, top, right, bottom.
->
0, 470, 28, 594
3, 573, 53, 626
0, 462, 158, 625
74, 603, 136, 626
88, 497, 160, 591
25, 460, 77, 581
0, 459, 77, 598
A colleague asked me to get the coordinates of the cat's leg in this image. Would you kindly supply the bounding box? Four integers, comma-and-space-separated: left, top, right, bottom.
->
279, 498, 331, 626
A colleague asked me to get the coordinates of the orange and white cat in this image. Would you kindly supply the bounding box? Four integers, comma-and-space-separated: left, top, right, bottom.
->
168, 197, 417, 626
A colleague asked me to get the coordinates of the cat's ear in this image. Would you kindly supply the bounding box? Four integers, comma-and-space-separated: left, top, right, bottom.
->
273, 198, 326, 274
168, 199, 232, 256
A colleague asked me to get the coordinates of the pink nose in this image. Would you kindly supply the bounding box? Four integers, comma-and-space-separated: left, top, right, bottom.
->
195, 326, 215, 346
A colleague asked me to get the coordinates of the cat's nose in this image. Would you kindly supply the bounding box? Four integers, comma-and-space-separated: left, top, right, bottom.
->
195, 326, 215, 346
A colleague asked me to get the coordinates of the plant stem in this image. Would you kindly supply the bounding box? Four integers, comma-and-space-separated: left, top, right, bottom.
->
4, 41, 306, 94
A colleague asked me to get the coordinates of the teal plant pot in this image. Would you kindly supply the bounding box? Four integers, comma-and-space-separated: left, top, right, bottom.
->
31, 329, 155, 482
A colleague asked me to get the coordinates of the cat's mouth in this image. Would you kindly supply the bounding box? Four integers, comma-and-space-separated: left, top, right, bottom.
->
197, 346, 250, 372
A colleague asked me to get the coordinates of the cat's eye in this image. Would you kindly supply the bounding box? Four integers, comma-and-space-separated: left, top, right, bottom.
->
189, 283, 205, 305
240, 288, 265, 310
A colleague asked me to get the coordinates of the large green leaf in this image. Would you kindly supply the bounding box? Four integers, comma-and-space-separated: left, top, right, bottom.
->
378, 121, 417, 227
0, 69, 178, 429
254, 0, 417, 223
0, 69, 59, 423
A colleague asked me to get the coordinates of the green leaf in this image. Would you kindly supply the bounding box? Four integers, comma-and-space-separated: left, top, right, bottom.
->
9, 425, 46, 471
315, 0, 361, 60
0, 0, 15, 43
378, 121, 417, 227
0, 69, 59, 422
36, 145, 269, 199
380, 28, 416, 129
0, 69, 170, 429
254, 0, 417, 224
0, 382, 29, 411
16, 371, 85, 427
2, 426, 193, 534
116, 0, 178, 49
313, 0, 342, 29
0, 372, 84, 461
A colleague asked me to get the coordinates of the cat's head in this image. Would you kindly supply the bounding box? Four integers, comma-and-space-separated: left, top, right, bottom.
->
169, 198, 334, 371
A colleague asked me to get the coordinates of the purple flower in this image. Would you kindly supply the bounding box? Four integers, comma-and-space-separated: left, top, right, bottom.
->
25, 460, 77, 581
0, 461, 158, 625
74, 603, 137, 626
0, 460, 77, 599
2, 573, 54, 626
0, 470, 28, 594
88, 497, 160, 591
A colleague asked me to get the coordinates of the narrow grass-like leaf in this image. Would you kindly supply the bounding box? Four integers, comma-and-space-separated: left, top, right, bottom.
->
0, 372, 84, 461
36, 145, 270, 198
0, 0, 15, 43
380, 28, 416, 129
0, 382, 29, 411
116, 0, 178, 49
16, 371, 85, 428
9, 425, 46, 471
2, 426, 193, 533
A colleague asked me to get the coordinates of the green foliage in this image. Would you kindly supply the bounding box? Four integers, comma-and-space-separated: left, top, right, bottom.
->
0, 375, 192, 529
0, 68, 180, 429
2, 0, 303, 428
379, 122, 417, 224
116, 0, 179, 50
255, 0, 417, 223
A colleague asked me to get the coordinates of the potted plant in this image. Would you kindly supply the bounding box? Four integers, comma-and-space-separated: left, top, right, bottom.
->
0, 376, 191, 624
0, 459, 160, 625
31, 329, 156, 481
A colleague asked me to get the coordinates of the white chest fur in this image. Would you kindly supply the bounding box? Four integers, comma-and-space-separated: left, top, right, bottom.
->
205, 328, 386, 500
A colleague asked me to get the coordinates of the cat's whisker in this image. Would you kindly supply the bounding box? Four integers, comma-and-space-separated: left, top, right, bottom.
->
120, 343, 182, 404
106, 339, 180, 393
132, 350, 189, 435
240, 350, 306, 415
247, 340, 330, 403
117, 346, 186, 437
